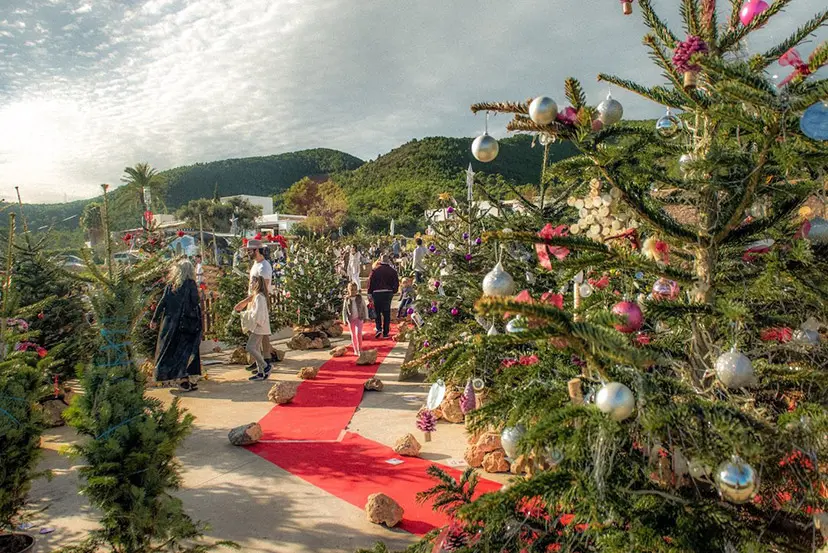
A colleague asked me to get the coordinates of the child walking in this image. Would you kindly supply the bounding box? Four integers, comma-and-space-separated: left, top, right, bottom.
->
342, 282, 369, 355
234, 276, 272, 381
397, 277, 415, 318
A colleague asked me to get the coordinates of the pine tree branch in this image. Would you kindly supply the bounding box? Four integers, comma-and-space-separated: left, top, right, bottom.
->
681, 0, 702, 37
596, 72, 686, 109
718, 0, 795, 52
755, 10, 828, 69
698, 56, 779, 99
790, 79, 828, 111
470, 101, 527, 116
638, 0, 679, 48
564, 78, 587, 111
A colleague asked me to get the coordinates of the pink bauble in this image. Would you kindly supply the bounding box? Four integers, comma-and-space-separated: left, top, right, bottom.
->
612, 301, 643, 333
739, 0, 769, 26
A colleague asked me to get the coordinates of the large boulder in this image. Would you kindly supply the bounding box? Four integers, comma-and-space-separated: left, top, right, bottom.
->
464, 444, 486, 468
475, 431, 502, 454
308, 337, 327, 350
356, 349, 378, 365
267, 381, 300, 404
298, 366, 320, 380
365, 493, 404, 527
287, 334, 312, 350
330, 345, 348, 357
228, 423, 262, 446
229, 347, 250, 365
482, 450, 511, 473
322, 320, 343, 338
41, 399, 67, 427
393, 434, 422, 457
364, 377, 384, 391
439, 391, 465, 424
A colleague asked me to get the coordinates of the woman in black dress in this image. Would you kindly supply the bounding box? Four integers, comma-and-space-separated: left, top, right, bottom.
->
150, 259, 202, 391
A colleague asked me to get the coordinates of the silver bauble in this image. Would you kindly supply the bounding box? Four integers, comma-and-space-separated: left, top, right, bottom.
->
655, 111, 682, 139
597, 93, 624, 126
538, 132, 554, 146
715, 456, 758, 504
679, 153, 694, 174
500, 424, 526, 459
471, 133, 499, 163
715, 347, 756, 389
482, 262, 516, 297
807, 217, 828, 244
594, 381, 636, 421
505, 316, 527, 334
529, 96, 559, 125
578, 283, 593, 297
793, 329, 819, 345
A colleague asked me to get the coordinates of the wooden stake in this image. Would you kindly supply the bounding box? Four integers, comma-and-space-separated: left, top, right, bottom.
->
424, 431, 432, 443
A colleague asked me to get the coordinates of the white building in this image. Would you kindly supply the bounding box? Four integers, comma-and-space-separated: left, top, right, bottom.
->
256, 213, 308, 234
425, 199, 535, 224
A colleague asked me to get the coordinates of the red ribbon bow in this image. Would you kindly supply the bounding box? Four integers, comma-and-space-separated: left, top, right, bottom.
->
536, 224, 570, 270
760, 327, 792, 343
654, 240, 670, 264
778, 48, 811, 87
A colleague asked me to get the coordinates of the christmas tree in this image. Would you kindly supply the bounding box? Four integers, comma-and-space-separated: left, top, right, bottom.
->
283, 237, 343, 327
11, 235, 94, 380
63, 260, 233, 553
378, 2, 828, 552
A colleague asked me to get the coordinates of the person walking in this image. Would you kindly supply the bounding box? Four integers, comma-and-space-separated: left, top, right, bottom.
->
367, 254, 399, 339
194, 254, 205, 287
391, 238, 401, 260
347, 245, 362, 289
341, 282, 369, 356
412, 237, 427, 283
234, 276, 272, 381
245, 239, 275, 368
150, 259, 203, 392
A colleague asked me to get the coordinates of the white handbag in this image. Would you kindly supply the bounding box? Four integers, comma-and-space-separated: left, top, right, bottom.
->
240, 308, 256, 334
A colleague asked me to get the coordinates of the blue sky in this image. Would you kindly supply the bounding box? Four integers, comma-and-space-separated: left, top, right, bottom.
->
0, 0, 823, 203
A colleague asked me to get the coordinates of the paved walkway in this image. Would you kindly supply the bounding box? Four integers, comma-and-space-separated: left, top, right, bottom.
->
27, 333, 506, 552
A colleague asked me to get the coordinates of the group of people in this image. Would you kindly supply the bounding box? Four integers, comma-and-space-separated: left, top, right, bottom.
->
150, 235, 430, 387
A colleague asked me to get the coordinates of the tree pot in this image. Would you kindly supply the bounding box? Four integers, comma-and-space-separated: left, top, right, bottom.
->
0, 533, 35, 553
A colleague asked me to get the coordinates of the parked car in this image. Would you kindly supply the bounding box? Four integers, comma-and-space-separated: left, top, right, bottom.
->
113, 251, 145, 265
56, 254, 86, 272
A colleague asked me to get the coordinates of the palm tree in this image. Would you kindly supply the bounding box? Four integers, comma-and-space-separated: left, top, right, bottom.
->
117, 163, 167, 221
80, 202, 104, 247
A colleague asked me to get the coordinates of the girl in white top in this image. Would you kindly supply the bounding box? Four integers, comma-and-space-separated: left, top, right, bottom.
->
234, 276, 272, 381
341, 281, 369, 355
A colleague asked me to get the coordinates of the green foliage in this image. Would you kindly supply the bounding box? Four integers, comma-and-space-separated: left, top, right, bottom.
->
63, 262, 232, 553
0, 323, 49, 532
176, 197, 262, 233
282, 177, 349, 234
213, 268, 249, 348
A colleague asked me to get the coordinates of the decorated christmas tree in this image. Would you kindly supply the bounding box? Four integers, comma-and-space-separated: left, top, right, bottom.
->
375, 2, 828, 552
283, 237, 343, 327
63, 260, 232, 553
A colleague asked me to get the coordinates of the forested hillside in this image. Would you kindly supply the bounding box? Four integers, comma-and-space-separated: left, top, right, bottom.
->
333, 135, 578, 234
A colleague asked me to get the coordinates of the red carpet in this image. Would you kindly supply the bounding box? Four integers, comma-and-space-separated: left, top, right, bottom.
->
248, 328, 502, 534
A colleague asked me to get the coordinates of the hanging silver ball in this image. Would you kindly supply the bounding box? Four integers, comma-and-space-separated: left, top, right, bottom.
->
597, 93, 623, 126
482, 262, 516, 297
529, 96, 559, 125
471, 133, 499, 163
500, 424, 526, 459
715, 456, 758, 504
505, 316, 527, 334
655, 111, 683, 139
679, 153, 694, 175
594, 381, 635, 421
807, 217, 828, 244
715, 347, 756, 389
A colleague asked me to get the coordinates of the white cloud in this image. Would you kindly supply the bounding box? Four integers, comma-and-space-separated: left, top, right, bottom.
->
0, 0, 824, 204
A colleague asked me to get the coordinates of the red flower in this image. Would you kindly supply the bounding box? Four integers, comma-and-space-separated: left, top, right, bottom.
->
177, 230, 185, 238
199, 283, 207, 291
540, 291, 564, 309
519, 355, 539, 366
760, 327, 793, 343
588, 275, 610, 289
518, 496, 550, 520
501, 358, 518, 368
536, 224, 570, 270
634, 332, 651, 345
36, 347, 47, 358
37, 312, 44, 320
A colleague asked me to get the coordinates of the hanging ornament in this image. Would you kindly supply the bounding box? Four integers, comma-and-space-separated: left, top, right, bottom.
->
612, 300, 643, 333
652, 277, 679, 300
673, 35, 709, 88
578, 282, 594, 298
426, 380, 447, 411
482, 262, 516, 297
807, 217, 828, 244
487, 324, 499, 337
655, 108, 682, 139
506, 316, 527, 334
500, 424, 526, 459
678, 153, 695, 176
450, 307, 460, 317
738, 0, 769, 26
566, 179, 639, 243
472, 378, 485, 392
471, 112, 499, 162
792, 329, 819, 345
597, 92, 623, 126
715, 347, 756, 389
417, 409, 437, 442
538, 132, 554, 146
460, 380, 476, 414
800, 101, 828, 141
621, 0, 633, 15
595, 381, 635, 421
528, 96, 559, 125
715, 456, 758, 503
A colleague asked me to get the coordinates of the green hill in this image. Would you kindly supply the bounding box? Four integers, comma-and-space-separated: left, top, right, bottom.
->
12, 136, 576, 239
333, 135, 578, 234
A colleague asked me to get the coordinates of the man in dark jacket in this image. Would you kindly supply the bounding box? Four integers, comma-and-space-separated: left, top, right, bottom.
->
367, 254, 399, 338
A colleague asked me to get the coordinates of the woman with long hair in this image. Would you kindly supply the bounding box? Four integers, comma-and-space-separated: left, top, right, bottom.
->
150, 259, 203, 391
234, 276, 272, 381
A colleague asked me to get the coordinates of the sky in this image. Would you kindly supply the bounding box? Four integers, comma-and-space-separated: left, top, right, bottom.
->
0, 0, 823, 204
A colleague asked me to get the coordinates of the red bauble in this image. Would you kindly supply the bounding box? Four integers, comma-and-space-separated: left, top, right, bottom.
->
612, 301, 643, 333
177, 230, 185, 237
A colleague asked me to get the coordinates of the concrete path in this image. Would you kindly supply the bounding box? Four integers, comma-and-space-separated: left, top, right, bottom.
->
26, 333, 506, 552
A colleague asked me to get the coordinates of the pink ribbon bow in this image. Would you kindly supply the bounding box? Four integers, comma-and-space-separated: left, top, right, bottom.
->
536, 224, 570, 270
778, 48, 811, 87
